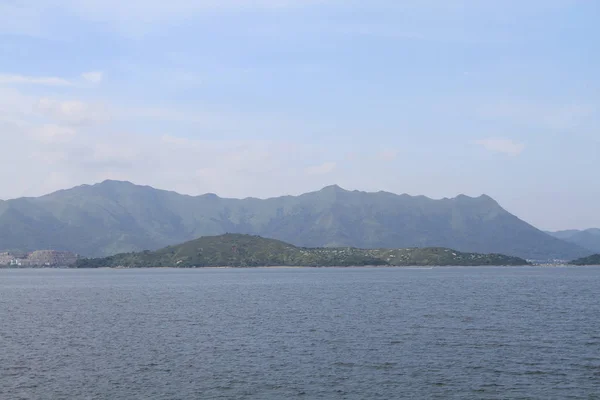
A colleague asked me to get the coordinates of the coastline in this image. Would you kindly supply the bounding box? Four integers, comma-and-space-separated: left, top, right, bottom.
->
2, 264, 588, 270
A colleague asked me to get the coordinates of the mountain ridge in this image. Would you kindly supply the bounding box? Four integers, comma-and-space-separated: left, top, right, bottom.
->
546, 229, 600, 253
0, 180, 590, 260
32, 180, 498, 203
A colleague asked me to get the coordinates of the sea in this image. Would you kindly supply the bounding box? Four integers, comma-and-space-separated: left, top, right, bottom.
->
1, 266, 599, 399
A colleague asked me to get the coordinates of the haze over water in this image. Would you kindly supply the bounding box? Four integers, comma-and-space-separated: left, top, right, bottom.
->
2, 267, 600, 399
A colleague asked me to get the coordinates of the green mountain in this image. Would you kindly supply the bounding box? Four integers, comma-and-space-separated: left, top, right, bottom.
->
0, 180, 589, 260
75, 234, 529, 268
546, 229, 600, 253
570, 254, 600, 266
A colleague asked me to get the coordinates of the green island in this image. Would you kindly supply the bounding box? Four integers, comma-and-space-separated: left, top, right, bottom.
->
570, 254, 600, 266
75, 234, 530, 268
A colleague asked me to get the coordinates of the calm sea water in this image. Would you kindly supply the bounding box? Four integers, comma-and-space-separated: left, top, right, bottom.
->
1, 267, 599, 399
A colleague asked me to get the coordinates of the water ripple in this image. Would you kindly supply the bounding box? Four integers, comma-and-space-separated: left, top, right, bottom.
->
1, 266, 599, 399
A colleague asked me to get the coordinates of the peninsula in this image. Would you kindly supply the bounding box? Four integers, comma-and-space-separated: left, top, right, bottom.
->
75, 234, 530, 268
570, 254, 600, 266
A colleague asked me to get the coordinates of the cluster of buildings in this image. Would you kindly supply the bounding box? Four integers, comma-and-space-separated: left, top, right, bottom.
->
0, 250, 79, 267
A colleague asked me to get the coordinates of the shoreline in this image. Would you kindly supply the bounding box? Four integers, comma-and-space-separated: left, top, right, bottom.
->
2, 264, 593, 270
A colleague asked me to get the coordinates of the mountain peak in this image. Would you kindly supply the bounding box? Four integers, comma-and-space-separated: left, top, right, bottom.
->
320, 184, 347, 192
97, 179, 137, 187
453, 193, 499, 206
478, 194, 497, 202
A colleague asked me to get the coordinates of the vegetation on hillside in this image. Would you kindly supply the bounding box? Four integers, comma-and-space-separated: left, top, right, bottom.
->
570, 254, 600, 266
0, 181, 588, 260
75, 234, 530, 268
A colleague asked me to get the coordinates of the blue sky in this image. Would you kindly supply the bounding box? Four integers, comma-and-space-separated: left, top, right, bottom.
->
0, 0, 598, 230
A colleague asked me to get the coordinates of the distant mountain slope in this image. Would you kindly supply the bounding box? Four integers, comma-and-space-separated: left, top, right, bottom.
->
0, 180, 589, 260
75, 234, 529, 268
546, 229, 600, 253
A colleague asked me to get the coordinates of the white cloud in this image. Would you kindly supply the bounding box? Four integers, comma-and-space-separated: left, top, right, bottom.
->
305, 162, 336, 175
36, 98, 109, 125
0, 73, 72, 87
475, 138, 525, 157
33, 124, 77, 143
81, 71, 104, 84
0, 114, 330, 199
0, 87, 33, 118
0, 86, 334, 199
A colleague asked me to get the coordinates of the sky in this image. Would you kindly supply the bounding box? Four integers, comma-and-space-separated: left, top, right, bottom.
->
0, 0, 598, 231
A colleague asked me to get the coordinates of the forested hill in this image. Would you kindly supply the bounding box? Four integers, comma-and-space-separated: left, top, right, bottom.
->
570, 254, 600, 266
75, 234, 530, 268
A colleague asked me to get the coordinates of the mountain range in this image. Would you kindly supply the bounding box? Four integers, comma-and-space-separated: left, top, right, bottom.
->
546, 229, 600, 254
0, 180, 591, 260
